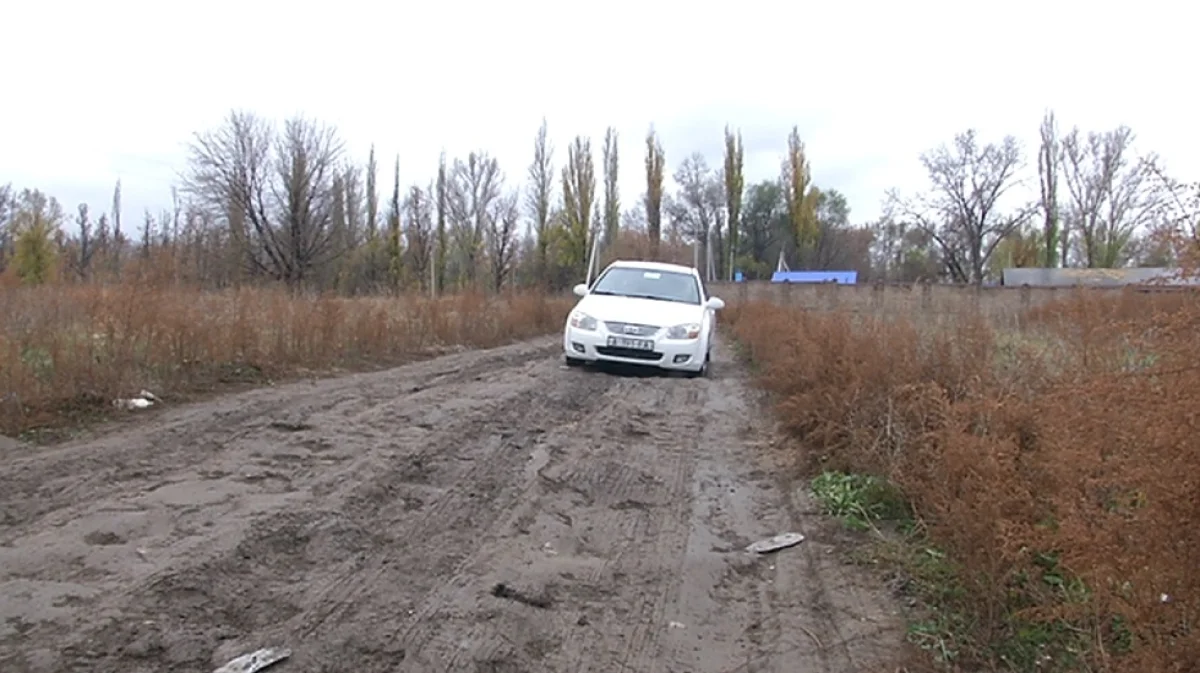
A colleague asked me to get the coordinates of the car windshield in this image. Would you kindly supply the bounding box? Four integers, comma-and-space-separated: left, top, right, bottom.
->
590, 267, 701, 305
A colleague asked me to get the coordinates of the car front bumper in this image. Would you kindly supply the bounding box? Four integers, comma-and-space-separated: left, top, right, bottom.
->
563, 325, 705, 372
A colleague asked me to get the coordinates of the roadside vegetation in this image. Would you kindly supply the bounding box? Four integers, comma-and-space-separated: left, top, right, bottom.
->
728, 288, 1200, 672
0, 283, 574, 441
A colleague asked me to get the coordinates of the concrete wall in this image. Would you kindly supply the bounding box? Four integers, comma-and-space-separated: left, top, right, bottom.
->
705, 282, 1144, 328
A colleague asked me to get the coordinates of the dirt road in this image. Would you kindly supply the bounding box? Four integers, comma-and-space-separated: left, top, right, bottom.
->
0, 337, 906, 673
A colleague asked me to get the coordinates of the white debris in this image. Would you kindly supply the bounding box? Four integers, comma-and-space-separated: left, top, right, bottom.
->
213, 647, 291, 673
114, 397, 152, 410
745, 532, 805, 554
668, 621, 686, 629
114, 390, 160, 411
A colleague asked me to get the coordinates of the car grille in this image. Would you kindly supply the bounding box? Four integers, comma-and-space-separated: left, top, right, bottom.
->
596, 347, 663, 361
603, 321, 660, 337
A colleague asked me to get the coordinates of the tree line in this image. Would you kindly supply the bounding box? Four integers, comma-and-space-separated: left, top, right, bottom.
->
2, 109, 1198, 291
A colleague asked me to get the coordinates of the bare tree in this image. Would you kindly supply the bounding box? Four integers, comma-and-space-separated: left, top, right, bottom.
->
365, 145, 379, 241
183, 110, 345, 290
74, 203, 95, 279
890, 130, 1034, 284
403, 183, 434, 290
110, 179, 124, 274
329, 176, 347, 281
723, 126, 745, 280
0, 184, 12, 271
1061, 125, 1162, 268
157, 207, 174, 250
140, 209, 154, 259
386, 155, 403, 292
1146, 160, 1200, 257
526, 119, 555, 287
562, 136, 596, 279
1037, 110, 1062, 267
488, 191, 521, 291
668, 153, 724, 277
810, 189, 865, 271
434, 153, 448, 294
602, 127, 620, 251
343, 164, 364, 250
94, 212, 110, 256
0, 184, 11, 223
644, 128, 666, 260
446, 152, 503, 288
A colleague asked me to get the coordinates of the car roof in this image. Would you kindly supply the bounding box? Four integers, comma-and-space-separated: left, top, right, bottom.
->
605, 260, 699, 275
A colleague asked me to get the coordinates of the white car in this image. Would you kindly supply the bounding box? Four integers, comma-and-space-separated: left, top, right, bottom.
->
562, 260, 725, 377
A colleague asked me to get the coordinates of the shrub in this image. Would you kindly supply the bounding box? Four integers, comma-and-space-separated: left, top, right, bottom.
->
0, 284, 574, 438
727, 288, 1200, 672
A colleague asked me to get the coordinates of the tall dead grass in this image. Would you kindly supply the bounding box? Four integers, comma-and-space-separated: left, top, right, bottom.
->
727, 288, 1200, 672
0, 284, 573, 437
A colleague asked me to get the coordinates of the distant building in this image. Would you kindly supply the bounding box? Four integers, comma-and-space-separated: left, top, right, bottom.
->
1000, 267, 1199, 287
770, 271, 858, 285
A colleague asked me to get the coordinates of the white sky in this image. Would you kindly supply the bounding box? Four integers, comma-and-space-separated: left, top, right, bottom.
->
2, 0, 1194, 234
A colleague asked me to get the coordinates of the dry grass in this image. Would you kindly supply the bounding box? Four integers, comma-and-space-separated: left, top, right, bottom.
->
0, 283, 574, 440
727, 286, 1200, 672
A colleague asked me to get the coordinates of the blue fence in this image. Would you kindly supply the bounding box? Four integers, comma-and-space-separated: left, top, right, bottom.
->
769, 271, 858, 285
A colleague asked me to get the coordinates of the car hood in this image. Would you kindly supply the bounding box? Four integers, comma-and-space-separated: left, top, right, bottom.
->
575, 294, 705, 328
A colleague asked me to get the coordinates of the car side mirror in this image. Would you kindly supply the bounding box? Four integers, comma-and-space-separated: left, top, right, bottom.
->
573, 283, 589, 298
705, 296, 725, 311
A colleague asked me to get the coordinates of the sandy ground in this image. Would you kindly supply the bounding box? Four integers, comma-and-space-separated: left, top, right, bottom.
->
0, 336, 909, 673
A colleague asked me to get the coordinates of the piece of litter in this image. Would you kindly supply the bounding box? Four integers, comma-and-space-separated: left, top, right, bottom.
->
746, 532, 805, 554
668, 621, 686, 629
213, 647, 291, 673
114, 397, 154, 410
114, 389, 161, 411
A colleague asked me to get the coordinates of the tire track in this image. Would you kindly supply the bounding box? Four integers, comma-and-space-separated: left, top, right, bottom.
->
390, 373, 706, 672
384, 369, 621, 671
0, 339, 556, 536
289, 361, 619, 671
600, 388, 703, 673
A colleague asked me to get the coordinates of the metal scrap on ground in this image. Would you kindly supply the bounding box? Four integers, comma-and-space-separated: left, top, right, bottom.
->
212, 647, 291, 673
746, 532, 805, 554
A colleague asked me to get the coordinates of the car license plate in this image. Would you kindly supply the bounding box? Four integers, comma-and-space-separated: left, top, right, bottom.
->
607, 336, 654, 351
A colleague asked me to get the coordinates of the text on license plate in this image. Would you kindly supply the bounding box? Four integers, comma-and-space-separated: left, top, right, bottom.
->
606, 336, 654, 350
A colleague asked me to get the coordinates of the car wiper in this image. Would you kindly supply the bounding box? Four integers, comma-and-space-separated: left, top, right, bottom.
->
589, 289, 618, 295
625, 293, 679, 302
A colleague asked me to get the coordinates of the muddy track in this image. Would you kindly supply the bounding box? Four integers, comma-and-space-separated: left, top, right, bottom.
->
0, 336, 908, 673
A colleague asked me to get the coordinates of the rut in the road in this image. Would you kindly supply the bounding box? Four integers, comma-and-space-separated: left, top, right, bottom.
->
391, 380, 703, 673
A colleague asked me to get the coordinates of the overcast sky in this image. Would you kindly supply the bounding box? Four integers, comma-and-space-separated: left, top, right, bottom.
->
3, 0, 1194, 234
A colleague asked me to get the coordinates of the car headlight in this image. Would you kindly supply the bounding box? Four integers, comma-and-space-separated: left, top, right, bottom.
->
666, 323, 701, 340
569, 311, 598, 331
